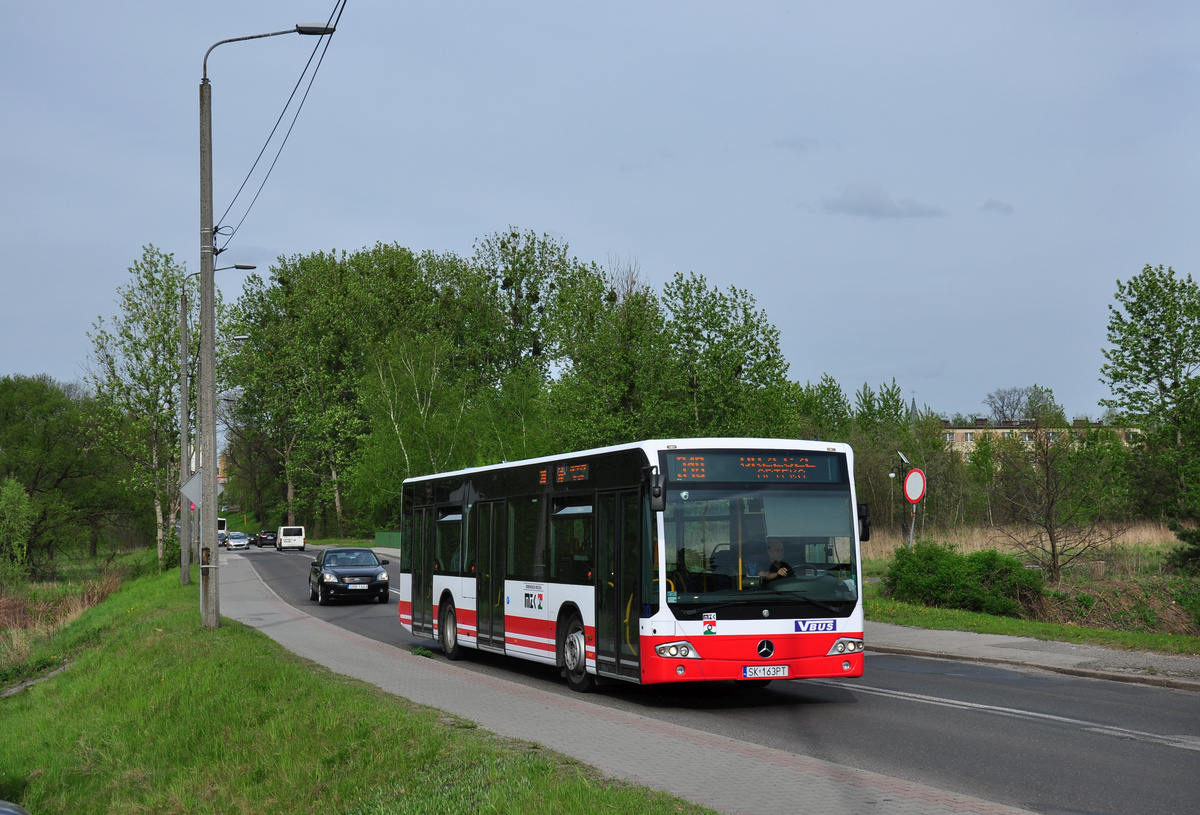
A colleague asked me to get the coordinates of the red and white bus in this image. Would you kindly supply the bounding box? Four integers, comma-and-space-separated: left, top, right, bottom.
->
398, 438, 870, 692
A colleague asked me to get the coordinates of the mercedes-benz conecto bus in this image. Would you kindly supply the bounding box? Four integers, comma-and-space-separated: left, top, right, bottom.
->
398, 438, 870, 692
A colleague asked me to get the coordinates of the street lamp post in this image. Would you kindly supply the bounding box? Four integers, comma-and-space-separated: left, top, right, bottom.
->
181, 265, 252, 586
199, 22, 333, 628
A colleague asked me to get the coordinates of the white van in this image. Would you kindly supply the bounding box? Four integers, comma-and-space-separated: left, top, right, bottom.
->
276, 525, 306, 551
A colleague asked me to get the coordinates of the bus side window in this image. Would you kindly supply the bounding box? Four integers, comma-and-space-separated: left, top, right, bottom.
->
551, 502, 594, 585
437, 511, 463, 576
508, 496, 542, 581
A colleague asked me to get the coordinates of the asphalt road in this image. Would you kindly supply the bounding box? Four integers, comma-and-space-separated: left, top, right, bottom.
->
240, 546, 1200, 815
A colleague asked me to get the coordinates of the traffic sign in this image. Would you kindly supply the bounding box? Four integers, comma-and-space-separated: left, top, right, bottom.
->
180, 470, 224, 508
903, 468, 926, 503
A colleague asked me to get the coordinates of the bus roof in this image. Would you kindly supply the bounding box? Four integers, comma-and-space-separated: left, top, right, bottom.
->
401, 437, 853, 485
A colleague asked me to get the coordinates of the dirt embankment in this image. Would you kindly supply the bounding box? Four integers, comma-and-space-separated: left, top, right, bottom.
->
1031, 577, 1200, 637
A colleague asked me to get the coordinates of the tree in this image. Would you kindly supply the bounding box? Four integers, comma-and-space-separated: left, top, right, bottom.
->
545, 257, 678, 448
990, 413, 1128, 582
0, 477, 32, 588
87, 245, 197, 570
660, 271, 790, 436
470, 228, 567, 382
1100, 264, 1200, 513
353, 328, 475, 527
984, 385, 1060, 425
848, 380, 915, 532
0, 375, 134, 573
791, 374, 853, 441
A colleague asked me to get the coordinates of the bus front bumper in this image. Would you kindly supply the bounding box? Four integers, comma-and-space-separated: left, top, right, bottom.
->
638, 633, 865, 685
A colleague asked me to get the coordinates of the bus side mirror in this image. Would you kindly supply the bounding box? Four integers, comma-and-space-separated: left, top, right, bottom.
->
857, 502, 871, 542
649, 472, 666, 512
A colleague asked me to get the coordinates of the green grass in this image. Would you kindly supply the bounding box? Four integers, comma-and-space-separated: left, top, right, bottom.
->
863, 581, 1200, 656
860, 557, 891, 579
0, 570, 712, 815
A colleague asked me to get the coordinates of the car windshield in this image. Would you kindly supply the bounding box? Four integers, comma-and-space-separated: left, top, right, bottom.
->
663, 486, 858, 612
328, 550, 380, 568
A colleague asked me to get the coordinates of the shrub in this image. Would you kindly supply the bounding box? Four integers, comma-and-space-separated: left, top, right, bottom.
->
1165, 518, 1200, 574
884, 541, 1044, 617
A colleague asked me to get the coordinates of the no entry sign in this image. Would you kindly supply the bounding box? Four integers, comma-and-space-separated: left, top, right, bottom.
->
903, 468, 926, 503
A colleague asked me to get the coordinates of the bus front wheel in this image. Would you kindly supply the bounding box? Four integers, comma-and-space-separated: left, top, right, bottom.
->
561, 613, 594, 693
440, 602, 462, 660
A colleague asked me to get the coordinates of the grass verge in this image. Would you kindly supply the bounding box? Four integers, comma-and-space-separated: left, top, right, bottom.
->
0, 569, 711, 815
863, 582, 1200, 656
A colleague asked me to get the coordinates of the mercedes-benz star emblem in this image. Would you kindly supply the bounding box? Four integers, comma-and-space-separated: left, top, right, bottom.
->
757, 640, 775, 659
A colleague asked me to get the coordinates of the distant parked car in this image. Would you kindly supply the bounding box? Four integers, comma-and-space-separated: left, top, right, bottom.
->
256, 530, 276, 548
309, 548, 390, 605
226, 531, 249, 550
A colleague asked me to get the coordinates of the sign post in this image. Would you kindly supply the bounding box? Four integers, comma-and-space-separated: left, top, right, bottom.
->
902, 467, 926, 550
180, 470, 224, 614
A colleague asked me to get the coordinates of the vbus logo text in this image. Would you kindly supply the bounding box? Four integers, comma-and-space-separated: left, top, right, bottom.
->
794, 619, 836, 633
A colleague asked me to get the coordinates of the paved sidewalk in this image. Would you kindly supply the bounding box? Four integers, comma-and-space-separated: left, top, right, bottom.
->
224, 552, 1043, 815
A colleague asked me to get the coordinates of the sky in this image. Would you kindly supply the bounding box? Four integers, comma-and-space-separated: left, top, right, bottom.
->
3, 1, 1198, 421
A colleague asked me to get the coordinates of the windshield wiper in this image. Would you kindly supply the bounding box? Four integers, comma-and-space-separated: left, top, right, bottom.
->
676, 596, 848, 616
676, 601, 754, 616
797, 596, 846, 613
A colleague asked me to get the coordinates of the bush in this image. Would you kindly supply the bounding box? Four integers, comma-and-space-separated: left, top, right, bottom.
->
884, 541, 1044, 617
1165, 518, 1200, 574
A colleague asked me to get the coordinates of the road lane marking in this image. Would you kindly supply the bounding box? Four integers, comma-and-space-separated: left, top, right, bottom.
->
811, 679, 1200, 752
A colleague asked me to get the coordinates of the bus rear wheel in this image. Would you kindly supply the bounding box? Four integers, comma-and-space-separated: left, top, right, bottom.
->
440, 602, 462, 660
561, 613, 594, 693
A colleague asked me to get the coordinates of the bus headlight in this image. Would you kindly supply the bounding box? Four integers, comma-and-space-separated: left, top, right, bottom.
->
655, 641, 701, 659
826, 638, 864, 656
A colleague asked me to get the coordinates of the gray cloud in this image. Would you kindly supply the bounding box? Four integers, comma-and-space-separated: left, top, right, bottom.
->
981, 199, 1015, 215
823, 182, 945, 219
774, 135, 817, 153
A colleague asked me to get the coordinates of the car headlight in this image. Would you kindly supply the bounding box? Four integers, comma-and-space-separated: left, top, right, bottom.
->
378, 570, 389, 582
322, 572, 338, 583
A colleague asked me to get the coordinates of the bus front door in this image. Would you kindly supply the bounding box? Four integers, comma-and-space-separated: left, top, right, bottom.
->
596, 490, 641, 681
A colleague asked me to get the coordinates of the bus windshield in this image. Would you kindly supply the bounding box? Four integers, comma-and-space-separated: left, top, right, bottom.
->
663, 485, 858, 612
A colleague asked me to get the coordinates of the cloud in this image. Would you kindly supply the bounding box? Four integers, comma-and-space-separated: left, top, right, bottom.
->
822, 182, 945, 219
980, 198, 1015, 215
774, 135, 817, 153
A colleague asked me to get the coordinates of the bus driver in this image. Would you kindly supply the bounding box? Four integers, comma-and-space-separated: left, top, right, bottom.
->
758, 540, 792, 583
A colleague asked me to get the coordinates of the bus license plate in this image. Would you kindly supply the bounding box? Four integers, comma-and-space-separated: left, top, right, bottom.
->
743, 665, 788, 679
348, 584, 368, 590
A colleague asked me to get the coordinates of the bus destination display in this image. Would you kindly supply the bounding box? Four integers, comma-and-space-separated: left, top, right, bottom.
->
539, 462, 590, 485
666, 451, 844, 483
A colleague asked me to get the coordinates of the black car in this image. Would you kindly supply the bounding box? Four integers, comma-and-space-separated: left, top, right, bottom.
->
256, 530, 277, 548
308, 548, 390, 605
